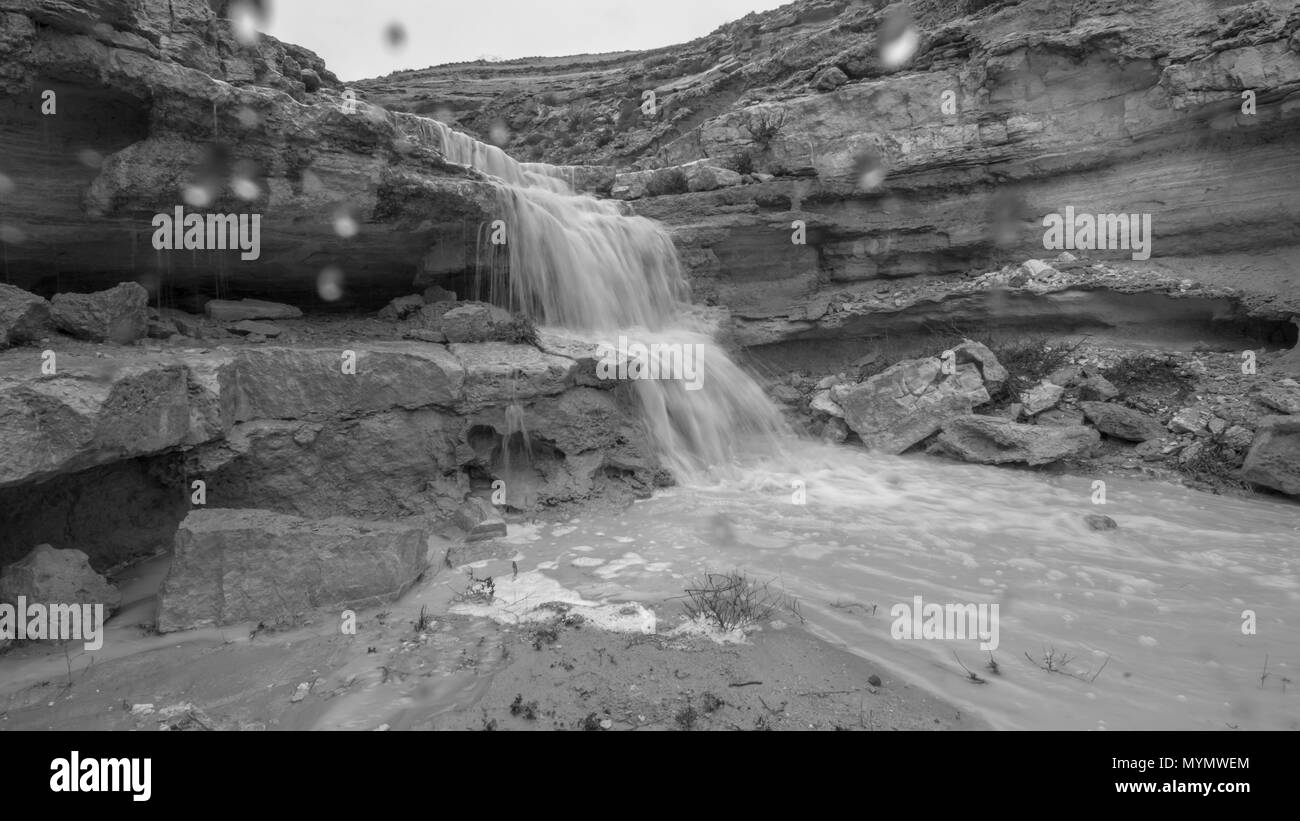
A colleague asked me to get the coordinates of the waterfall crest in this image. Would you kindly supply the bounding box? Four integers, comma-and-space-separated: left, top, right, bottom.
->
402, 115, 788, 479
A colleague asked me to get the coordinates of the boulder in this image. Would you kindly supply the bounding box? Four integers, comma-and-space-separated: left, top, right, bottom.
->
1169, 406, 1208, 434
378, 294, 425, 320
156, 509, 430, 631
441, 302, 516, 343
422, 285, 457, 304
930, 415, 1099, 465
831, 357, 989, 454
455, 497, 507, 542
0, 544, 121, 614
1256, 385, 1300, 415
204, 299, 303, 322
1020, 381, 1064, 415
821, 417, 849, 444
1084, 513, 1118, 531
1241, 416, 1300, 495
1036, 407, 1085, 427
950, 340, 1008, 391
0, 283, 53, 348
810, 389, 845, 418
813, 66, 849, 91
1079, 401, 1164, 442
1077, 375, 1120, 401
51, 282, 148, 344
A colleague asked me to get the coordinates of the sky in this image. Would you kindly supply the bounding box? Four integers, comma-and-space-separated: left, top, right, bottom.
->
260, 0, 794, 81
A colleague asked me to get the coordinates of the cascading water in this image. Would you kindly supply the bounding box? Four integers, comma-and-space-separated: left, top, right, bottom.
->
402, 115, 787, 478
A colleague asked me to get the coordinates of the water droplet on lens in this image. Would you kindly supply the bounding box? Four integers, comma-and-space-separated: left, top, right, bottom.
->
317, 266, 344, 301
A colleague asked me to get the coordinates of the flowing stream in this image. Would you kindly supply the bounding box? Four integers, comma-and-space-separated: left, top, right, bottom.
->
393, 117, 1300, 730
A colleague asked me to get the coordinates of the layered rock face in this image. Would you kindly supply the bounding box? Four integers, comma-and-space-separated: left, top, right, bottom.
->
0, 338, 662, 572
0, 0, 507, 308
360, 0, 1300, 361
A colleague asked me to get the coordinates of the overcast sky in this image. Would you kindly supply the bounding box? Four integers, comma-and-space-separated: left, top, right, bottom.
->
261, 0, 793, 81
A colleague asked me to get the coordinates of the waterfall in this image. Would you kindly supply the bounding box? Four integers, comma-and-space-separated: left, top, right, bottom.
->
398, 114, 787, 479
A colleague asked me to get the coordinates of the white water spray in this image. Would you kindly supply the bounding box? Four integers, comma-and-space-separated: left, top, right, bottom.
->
399, 115, 787, 478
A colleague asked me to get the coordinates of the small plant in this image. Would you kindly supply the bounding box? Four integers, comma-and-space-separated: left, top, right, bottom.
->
730, 151, 755, 175
674, 703, 699, 730
1100, 352, 1195, 400
412, 604, 433, 633
984, 334, 1085, 400
645, 167, 689, 196
745, 108, 787, 147
682, 571, 781, 632
455, 570, 495, 604
509, 694, 539, 720
1177, 437, 1250, 494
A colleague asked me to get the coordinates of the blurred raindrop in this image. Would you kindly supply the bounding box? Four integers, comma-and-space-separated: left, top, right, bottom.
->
0, 224, 26, 244
489, 121, 510, 147
332, 206, 359, 239
384, 21, 407, 50
317, 266, 344, 301
236, 107, 261, 129
228, 0, 269, 47
0, 173, 14, 196
854, 150, 888, 192
879, 8, 920, 69
231, 158, 262, 201
183, 183, 215, 208
433, 106, 454, 125
987, 188, 1031, 247
77, 149, 104, 169
232, 177, 261, 201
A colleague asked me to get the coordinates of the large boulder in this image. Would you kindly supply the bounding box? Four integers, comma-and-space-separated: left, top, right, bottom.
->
1079, 401, 1164, 442
930, 415, 1100, 465
0, 284, 53, 348
204, 299, 303, 322
830, 356, 990, 453
0, 544, 121, 614
441, 302, 516, 343
51, 282, 148, 344
156, 509, 430, 631
1241, 416, 1300, 495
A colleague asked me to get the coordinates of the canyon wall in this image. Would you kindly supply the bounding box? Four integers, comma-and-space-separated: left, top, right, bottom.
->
358, 0, 1300, 365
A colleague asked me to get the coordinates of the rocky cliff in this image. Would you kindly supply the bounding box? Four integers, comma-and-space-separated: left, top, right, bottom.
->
359, 0, 1300, 367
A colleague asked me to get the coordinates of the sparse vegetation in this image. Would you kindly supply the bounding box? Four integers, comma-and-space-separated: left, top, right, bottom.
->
745, 108, 787, 147
1177, 437, 1251, 494
682, 571, 783, 632
729, 151, 756, 175
1101, 352, 1196, 401
645, 167, 689, 196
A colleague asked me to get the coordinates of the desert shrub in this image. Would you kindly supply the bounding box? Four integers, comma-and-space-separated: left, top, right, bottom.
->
745, 108, 787, 146
730, 151, 755, 175
984, 334, 1084, 399
1100, 353, 1196, 401
1177, 438, 1250, 494
682, 571, 781, 632
645, 167, 689, 196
